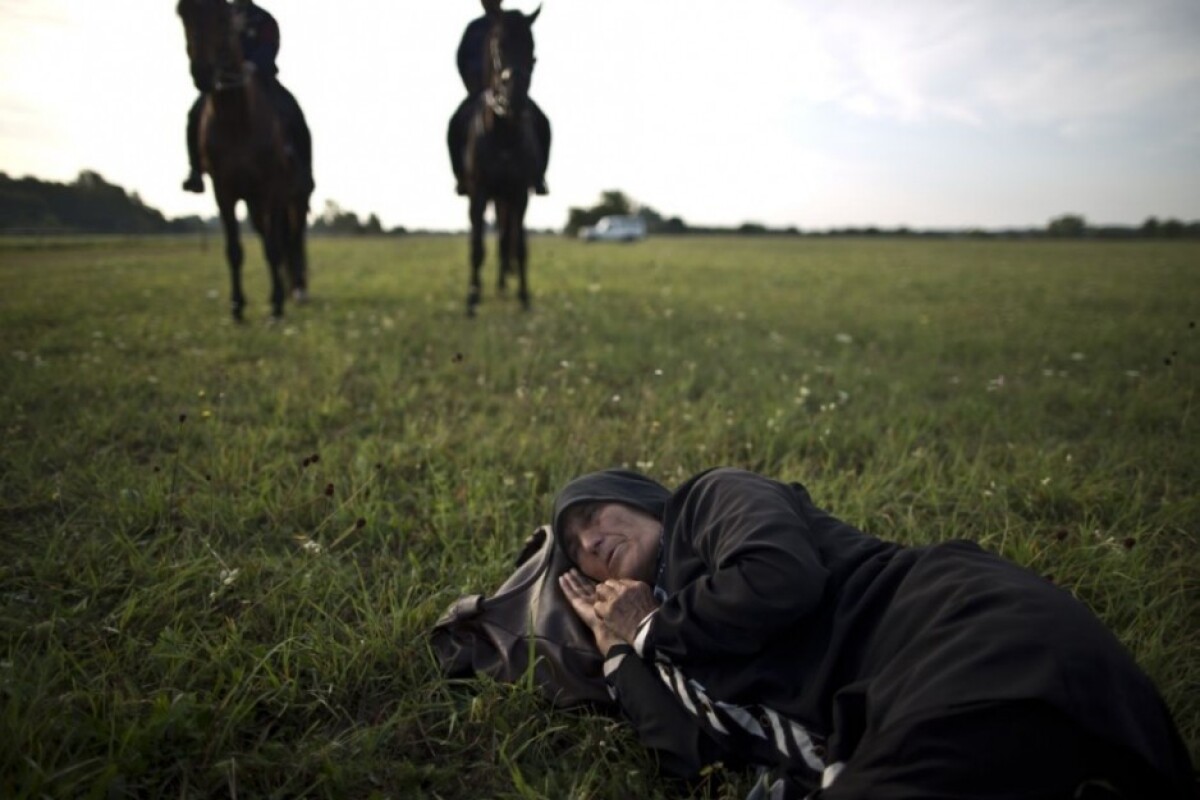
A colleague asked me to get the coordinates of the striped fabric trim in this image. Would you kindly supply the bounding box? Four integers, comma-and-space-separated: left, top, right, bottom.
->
650, 658, 826, 780
632, 610, 656, 657
821, 761, 846, 789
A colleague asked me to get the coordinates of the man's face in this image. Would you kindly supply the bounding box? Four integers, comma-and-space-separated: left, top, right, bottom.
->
564, 503, 661, 583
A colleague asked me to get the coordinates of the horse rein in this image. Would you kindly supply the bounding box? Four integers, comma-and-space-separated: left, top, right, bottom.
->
213, 67, 248, 92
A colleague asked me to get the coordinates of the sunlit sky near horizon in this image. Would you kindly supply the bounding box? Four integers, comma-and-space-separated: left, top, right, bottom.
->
1, 0, 1198, 231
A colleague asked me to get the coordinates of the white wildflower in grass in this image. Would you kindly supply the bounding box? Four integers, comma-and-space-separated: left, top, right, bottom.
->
654, 369, 663, 376
503, 476, 516, 487
835, 333, 853, 345
987, 375, 1006, 392
587, 283, 602, 293
220, 568, 240, 586
302, 539, 322, 555
1041, 477, 1051, 486
1070, 352, 1085, 361
206, 289, 219, 300
560, 360, 571, 369
611, 394, 621, 403
1125, 370, 1141, 378
636, 460, 654, 471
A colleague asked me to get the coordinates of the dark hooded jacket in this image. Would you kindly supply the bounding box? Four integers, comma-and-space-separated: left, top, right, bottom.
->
457, 13, 494, 95
552, 467, 1194, 795
236, 2, 279, 76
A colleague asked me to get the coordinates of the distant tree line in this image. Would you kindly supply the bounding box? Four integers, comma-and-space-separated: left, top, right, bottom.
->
0, 171, 207, 234
310, 200, 406, 236
563, 192, 1200, 240
0, 170, 405, 237
564, 190, 686, 237
1046, 213, 1199, 239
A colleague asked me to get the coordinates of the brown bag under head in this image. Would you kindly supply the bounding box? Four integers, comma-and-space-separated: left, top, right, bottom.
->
430, 525, 614, 709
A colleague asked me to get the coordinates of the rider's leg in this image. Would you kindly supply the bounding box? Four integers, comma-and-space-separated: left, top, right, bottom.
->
527, 98, 550, 195
267, 77, 314, 195
448, 96, 473, 195
183, 94, 205, 193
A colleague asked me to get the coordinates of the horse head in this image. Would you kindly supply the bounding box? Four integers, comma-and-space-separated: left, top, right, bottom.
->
176, 0, 243, 92
484, 6, 540, 119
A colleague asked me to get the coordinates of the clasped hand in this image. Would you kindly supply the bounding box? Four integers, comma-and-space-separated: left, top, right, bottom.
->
558, 569, 659, 655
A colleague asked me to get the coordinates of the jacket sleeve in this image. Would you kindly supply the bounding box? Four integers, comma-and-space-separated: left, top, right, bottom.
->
243, 9, 280, 70
456, 20, 485, 93
603, 645, 730, 779
645, 469, 830, 661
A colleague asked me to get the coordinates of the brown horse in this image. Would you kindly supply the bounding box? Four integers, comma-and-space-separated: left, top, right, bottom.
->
176, 0, 312, 321
462, 7, 544, 317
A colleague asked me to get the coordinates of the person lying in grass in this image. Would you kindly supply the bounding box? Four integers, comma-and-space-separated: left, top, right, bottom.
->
554, 467, 1194, 799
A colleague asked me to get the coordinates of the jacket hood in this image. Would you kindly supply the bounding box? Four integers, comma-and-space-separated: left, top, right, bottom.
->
551, 469, 671, 554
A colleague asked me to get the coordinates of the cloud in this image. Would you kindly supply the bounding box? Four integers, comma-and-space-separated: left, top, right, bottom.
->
794, 0, 1200, 136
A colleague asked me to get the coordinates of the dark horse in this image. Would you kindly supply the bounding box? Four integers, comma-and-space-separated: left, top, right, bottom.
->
462, 7, 543, 317
176, 0, 312, 321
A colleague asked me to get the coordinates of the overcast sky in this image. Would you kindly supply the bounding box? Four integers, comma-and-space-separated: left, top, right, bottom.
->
1, 0, 1198, 231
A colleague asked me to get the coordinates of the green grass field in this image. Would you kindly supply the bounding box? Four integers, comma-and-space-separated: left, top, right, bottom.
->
1, 234, 1196, 798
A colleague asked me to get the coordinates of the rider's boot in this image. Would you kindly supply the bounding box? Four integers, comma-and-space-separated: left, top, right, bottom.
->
183, 95, 206, 193
182, 170, 204, 194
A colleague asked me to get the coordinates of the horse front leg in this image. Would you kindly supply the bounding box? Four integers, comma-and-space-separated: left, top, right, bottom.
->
216, 190, 245, 321
514, 195, 530, 311
496, 201, 511, 296
249, 198, 286, 320
287, 200, 309, 303
467, 195, 486, 317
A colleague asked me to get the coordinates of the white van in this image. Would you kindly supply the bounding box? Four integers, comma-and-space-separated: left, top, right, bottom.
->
579, 215, 647, 242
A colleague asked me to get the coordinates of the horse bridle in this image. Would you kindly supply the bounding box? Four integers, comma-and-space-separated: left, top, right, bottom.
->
184, 0, 248, 92
485, 34, 512, 118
